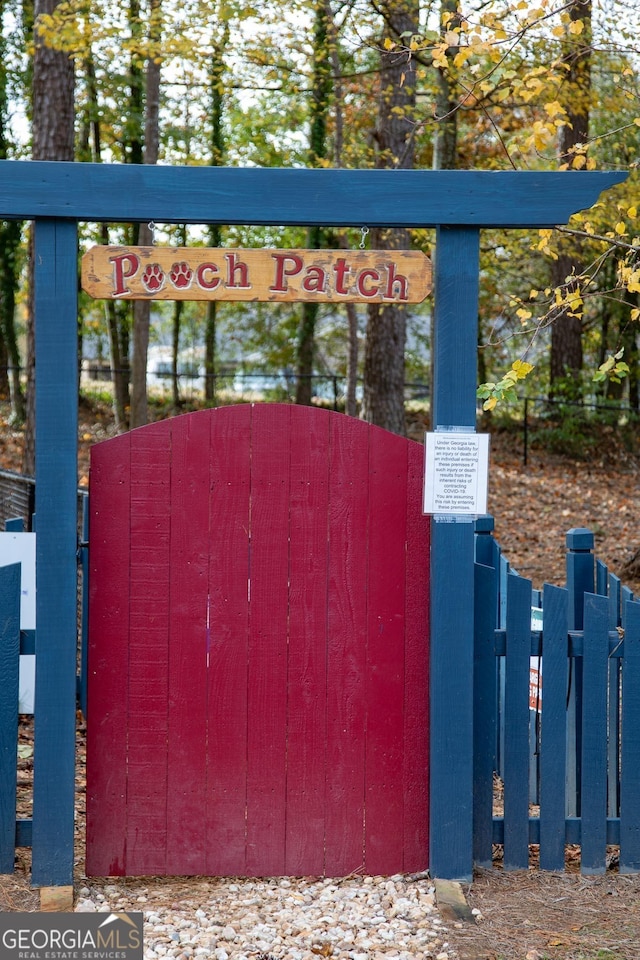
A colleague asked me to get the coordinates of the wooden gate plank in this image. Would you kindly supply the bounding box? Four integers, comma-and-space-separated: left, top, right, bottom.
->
165, 412, 211, 875
246, 404, 291, 875
364, 427, 408, 875
402, 441, 430, 872
86, 433, 131, 877
206, 404, 252, 875
285, 406, 331, 875
126, 423, 172, 875
324, 415, 369, 876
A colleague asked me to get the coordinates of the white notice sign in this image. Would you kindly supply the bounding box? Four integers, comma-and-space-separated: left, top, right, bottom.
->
423, 432, 490, 516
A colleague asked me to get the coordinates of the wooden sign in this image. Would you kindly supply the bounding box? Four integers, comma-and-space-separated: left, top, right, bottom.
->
81, 246, 432, 303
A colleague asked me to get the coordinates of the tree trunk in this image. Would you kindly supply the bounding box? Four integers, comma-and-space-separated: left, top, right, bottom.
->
129, 0, 161, 430
23, 0, 75, 475
204, 19, 228, 404
361, 0, 419, 435
549, 0, 591, 397
295, 0, 331, 406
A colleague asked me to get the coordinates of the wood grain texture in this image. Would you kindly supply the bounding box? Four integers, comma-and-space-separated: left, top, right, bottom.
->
0, 161, 626, 227
86, 433, 131, 876
581, 593, 609, 874
620, 600, 640, 872
503, 572, 532, 870
539, 585, 569, 871
0, 563, 20, 873
81, 247, 432, 303
31, 219, 79, 887
206, 405, 251, 875
87, 404, 430, 877
165, 412, 211, 875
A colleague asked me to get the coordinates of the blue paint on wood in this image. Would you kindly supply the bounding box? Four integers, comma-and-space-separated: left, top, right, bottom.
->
15, 819, 32, 848
503, 572, 532, 870
620, 600, 640, 872
78, 495, 89, 719
607, 571, 622, 819
539, 584, 569, 870
0, 563, 21, 872
473, 561, 499, 867
565, 528, 594, 819
5, 518, 24, 532
581, 593, 609, 874
31, 219, 78, 887
0, 162, 627, 227
429, 226, 480, 881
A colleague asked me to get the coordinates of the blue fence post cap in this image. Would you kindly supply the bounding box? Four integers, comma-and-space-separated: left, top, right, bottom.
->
475, 515, 495, 533
566, 528, 594, 551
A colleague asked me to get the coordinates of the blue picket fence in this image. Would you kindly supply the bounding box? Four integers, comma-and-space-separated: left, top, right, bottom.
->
475, 520, 640, 874
2, 510, 640, 878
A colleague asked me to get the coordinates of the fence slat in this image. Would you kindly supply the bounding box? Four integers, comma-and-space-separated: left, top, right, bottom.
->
539, 584, 569, 870
620, 600, 640, 872
473, 561, 498, 867
0, 563, 20, 873
503, 571, 532, 870
581, 592, 609, 874
607, 572, 622, 818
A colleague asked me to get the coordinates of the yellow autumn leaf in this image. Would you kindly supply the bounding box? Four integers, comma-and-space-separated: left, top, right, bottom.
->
483, 396, 498, 412
544, 100, 565, 118
615, 222, 628, 235
569, 19, 584, 34
631, 308, 640, 321
516, 308, 532, 321
512, 360, 534, 379
383, 37, 395, 50
629, 206, 637, 218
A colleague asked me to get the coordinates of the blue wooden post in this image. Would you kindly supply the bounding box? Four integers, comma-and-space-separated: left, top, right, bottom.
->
0, 563, 21, 872
565, 528, 594, 820
539, 584, 569, 870
620, 599, 640, 872
503, 571, 532, 870
429, 227, 480, 880
31, 219, 79, 887
581, 592, 608, 874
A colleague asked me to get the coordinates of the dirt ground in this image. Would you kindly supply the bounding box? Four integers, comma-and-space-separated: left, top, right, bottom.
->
2, 399, 640, 960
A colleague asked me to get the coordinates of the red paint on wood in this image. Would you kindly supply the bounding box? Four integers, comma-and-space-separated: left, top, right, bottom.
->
285, 406, 331, 875
126, 424, 172, 875
324, 415, 369, 875
86, 433, 130, 877
87, 404, 429, 878
245, 405, 291, 876
165, 412, 211, 875
403, 442, 430, 871
365, 428, 409, 875
206, 404, 251, 875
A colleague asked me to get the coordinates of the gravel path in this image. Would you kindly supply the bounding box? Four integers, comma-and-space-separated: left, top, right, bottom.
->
75, 874, 456, 960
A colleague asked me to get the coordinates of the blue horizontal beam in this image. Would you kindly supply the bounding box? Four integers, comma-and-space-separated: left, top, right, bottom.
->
492, 816, 621, 846
0, 161, 626, 227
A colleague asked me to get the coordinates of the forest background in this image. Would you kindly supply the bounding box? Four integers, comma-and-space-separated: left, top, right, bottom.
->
0, 0, 639, 472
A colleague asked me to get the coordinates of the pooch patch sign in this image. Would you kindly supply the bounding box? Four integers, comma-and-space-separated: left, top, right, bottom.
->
81, 247, 432, 303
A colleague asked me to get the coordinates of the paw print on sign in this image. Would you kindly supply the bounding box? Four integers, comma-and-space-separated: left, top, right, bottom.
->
169, 261, 193, 290
141, 263, 165, 293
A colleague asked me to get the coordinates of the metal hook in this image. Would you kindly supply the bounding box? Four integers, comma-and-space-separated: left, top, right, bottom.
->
148, 221, 156, 245
360, 226, 369, 250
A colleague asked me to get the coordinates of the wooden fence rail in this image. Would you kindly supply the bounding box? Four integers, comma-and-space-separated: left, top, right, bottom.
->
474, 522, 640, 874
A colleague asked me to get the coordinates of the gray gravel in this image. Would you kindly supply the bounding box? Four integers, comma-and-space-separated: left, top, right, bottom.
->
75, 874, 457, 960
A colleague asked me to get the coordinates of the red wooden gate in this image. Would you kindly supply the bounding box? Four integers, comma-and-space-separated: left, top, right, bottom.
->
86, 404, 429, 877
